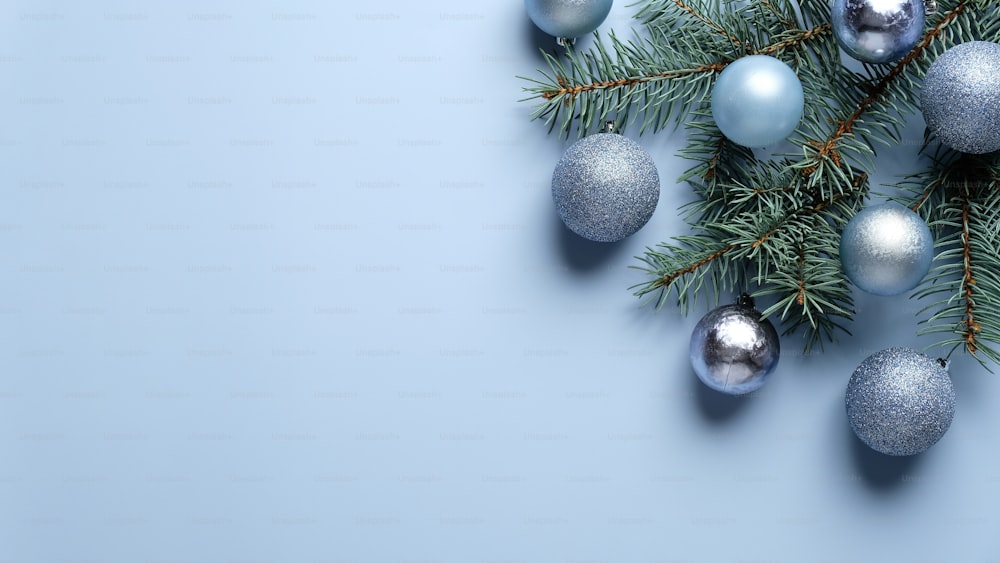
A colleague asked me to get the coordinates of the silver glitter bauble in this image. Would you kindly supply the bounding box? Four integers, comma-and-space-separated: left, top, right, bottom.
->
846, 348, 955, 456
921, 41, 1000, 154
832, 0, 924, 64
551, 132, 659, 242
689, 298, 780, 395
839, 203, 934, 296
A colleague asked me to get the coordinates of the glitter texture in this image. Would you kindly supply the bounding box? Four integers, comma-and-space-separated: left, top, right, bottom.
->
832, 0, 924, 63
839, 203, 933, 296
710, 55, 804, 148
551, 133, 659, 243
845, 347, 955, 456
524, 0, 613, 39
689, 303, 780, 395
921, 41, 1000, 154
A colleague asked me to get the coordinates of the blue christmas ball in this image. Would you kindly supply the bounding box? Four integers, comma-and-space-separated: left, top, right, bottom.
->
551, 132, 659, 242
832, 0, 924, 64
710, 55, 804, 148
524, 0, 613, 40
846, 348, 955, 456
921, 41, 1000, 154
839, 203, 933, 296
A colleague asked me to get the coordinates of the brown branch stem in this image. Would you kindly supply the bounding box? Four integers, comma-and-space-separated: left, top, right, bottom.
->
672, 0, 743, 48
657, 244, 734, 289
960, 190, 980, 353
911, 177, 945, 212
795, 244, 807, 305
538, 22, 830, 101
541, 63, 726, 100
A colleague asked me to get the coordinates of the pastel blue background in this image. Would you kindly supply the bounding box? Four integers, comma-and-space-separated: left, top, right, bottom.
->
2, 1, 999, 561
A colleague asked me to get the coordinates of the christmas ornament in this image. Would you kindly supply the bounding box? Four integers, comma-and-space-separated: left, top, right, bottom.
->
710, 55, 804, 148
846, 347, 955, 456
831, 0, 924, 64
524, 0, 613, 45
551, 128, 659, 242
921, 41, 1000, 154
689, 295, 780, 395
839, 203, 933, 296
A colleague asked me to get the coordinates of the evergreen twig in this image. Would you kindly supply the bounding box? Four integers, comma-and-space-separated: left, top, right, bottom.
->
520, 0, 1000, 363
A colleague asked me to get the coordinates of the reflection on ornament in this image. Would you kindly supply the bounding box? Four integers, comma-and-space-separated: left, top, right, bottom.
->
524, 0, 613, 44
921, 41, 1000, 154
846, 348, 955, 456
551, 130, 659, 242
839, 203, 933, 296
832, 0, 924, 64
689, 296, 780, 395
710, 55, 804, 148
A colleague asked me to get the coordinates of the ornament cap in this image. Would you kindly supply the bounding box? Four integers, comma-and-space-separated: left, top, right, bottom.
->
736, 292, 756, 310
556, 36, 575, 48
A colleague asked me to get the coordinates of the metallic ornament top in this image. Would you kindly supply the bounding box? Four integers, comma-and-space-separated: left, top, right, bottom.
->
524, 0, 613, 42
839, 203, 934, 296
710, 55, 804, 148
921, 41, 1000, 154
689, 298, 780, 396
845, 348, 955, 456
551, 132, 660, 242
832, 0, 924, 64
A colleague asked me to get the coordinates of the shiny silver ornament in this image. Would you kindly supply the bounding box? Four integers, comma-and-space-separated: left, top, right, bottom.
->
839, 203, 934, 296
832, 0, 924, 64
846, 348, 955, 456
921, 41, 1000, 154
551, 130, 659, 243
689, 297, 780, 395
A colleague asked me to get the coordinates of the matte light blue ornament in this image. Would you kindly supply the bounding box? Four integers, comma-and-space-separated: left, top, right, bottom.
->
689, 298, 780, 396
551, 131, 659, 242
839, 203, 933, 296
710, 55, 804, 148
832, 0, 924, 64
524, 0, 613, 41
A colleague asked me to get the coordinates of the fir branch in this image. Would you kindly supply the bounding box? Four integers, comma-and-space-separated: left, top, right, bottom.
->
800, 1, 969, 176
909, 160, 1000, 367
959, 193, 980, 353
668, 0, 745, 49
911, 176, 947, 213
757, 23, 830, 56
537, 62, 726, 101
654, 243, 735, 291
634, 168, 864, 328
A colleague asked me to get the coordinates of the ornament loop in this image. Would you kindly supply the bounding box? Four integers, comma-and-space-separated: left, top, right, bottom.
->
924, 0, 937, 15
603, 120, 617, 134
